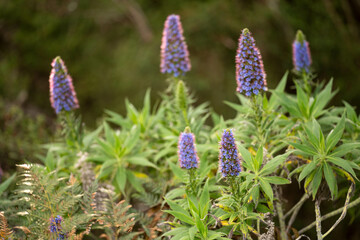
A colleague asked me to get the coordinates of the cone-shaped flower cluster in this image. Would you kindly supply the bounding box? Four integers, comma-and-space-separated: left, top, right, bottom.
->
160, 14, 191, 77
49, 215, 65, 239
235, 28, 267, 97
292, 30, 312, 73
219, 129, 241, 177
49, 56, 79, 114
178, 128, 199, 169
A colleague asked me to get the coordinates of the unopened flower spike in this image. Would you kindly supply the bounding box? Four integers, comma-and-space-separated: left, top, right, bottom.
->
178, 127, 199, 169
49, 56, 79, 114
292, 30, 312, 73
235, 28, 267, 97
219, 129, 241, 177
160, 14, 191, 77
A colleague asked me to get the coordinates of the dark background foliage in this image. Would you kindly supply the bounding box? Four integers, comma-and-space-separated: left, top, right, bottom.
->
1, 0, 360, 125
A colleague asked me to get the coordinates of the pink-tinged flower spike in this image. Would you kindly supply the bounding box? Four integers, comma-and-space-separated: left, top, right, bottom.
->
292, 30, 312, 73
160, 14, 191, 77
178, 127, 199, 169
219, 129, 241, 177
49, 56, 79, 114
235, 28, 267, 97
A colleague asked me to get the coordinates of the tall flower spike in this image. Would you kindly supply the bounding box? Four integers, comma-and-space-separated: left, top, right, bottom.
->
178, 127, 199, 169
292, 30, 312, 73
219, 129, 241, 177
160, 14, 191, 77
49, 56, 79, 114
235, 28, 267, 97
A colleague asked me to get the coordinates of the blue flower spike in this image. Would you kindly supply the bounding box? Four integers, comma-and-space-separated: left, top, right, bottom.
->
219, 129, 241, 177
235, 28, 267, 97
178, 127, 199, 169
160, 14, 191, 77
49, 56, 79, 114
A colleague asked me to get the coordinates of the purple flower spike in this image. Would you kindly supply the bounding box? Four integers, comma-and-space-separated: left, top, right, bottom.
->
219, 129, 241, 177
292, 30, 312, 73
235, 28, 267, 97
160, 14, 191, 77
49, 56, 79, 114
178, 129, 199, 169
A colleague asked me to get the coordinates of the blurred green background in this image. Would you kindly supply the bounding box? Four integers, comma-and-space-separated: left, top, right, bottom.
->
1, 0, 360, 162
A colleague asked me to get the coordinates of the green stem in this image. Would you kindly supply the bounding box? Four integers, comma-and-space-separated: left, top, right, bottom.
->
251, 95, 265, 146
188, 168, 197, 195
227, 176, 239, 200
63, 111, 81, 151
302, 71, 311, 96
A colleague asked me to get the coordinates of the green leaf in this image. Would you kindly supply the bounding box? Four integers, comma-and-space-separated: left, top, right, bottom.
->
259, 177, 273, 202
103, 121, 115, 146
0, 173, 16, 195
83, 125, 103, 149
288, 142, 317, 156
269, 71, 288, 109
330, 142, 360, 157
272, 91, 302, 118
263, 176, 290, 185
255, 146, 263, 172
187, 194, 199, 216
195, 215, 207, 237
224, 101, 248, 114
238, 144, 254, 172
312, 79, 336, 117
343, 101, 358, 123
98, 159, 117, 179
162, 227, 189, 237
166, 199, 191, 216
126, 170, 145, 193
44, 150, 56, 171
250, 184, 260, 206
116, 167, 126, 193
312, 166, 323, 199
323, 162, 337, 199
326, 114, 345, 153
123, 125, 140, 155
296, 83, 309, 117
199, 180, 210, 219
164, 210, 195, 225
303, 120, 321, 150
328, 156, 359, 181
299, 160, 317, 182
189, 226, 197, 240
126, 156, 158, 169
260, 151, 291, 176
169, 161, 187, 180
142, 89, 151, 121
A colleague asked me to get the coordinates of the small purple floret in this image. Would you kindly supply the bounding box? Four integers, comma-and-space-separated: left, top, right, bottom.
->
178, 132, 199, 169
235, 28, 267, 97
160, 14, 191, 77
49, 56, 79, 114
219, 129, 241, 177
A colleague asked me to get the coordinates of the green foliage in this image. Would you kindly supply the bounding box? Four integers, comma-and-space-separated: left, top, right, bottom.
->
289, 116, 360, 199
